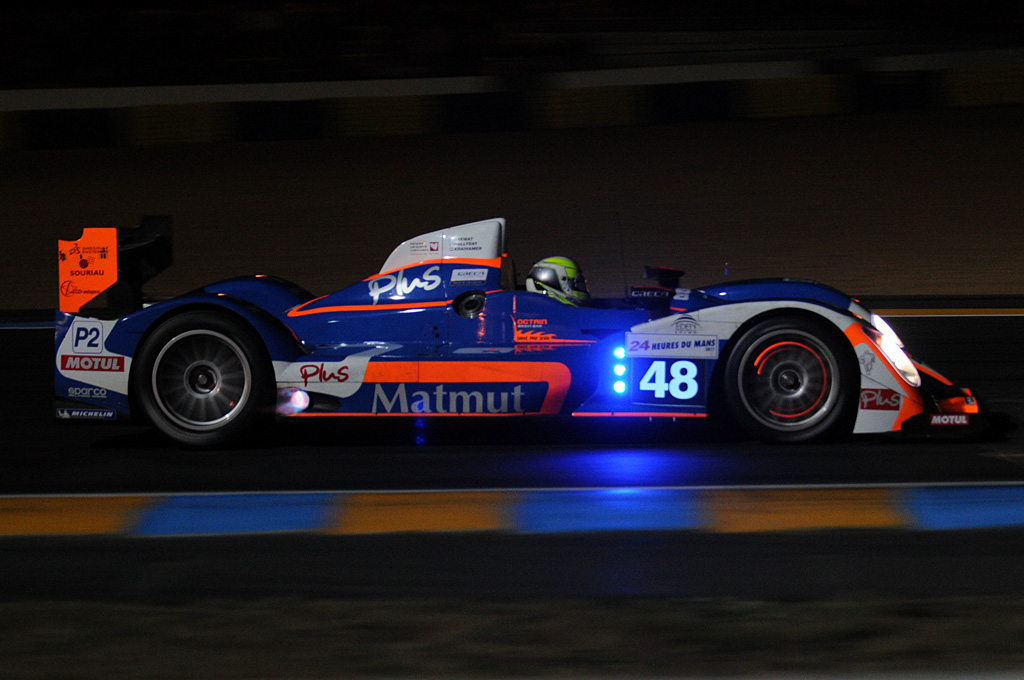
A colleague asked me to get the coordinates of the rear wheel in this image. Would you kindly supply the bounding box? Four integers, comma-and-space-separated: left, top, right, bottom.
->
723, 316, 857, 443
133, 311, 271, 446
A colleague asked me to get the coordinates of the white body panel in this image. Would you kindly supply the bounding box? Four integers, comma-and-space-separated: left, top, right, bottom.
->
379, 219, 505, 274
629, 300, 918, 434
55, 317, 131, 397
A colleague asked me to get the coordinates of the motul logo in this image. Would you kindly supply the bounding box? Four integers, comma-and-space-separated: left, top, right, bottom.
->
860, 388, 900, 410
61, 355, 124, 372
930, 414, 969, 426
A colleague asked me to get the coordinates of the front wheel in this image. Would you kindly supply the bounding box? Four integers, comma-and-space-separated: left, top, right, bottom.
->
132, 311, 271, 447
722, 316, 857, 443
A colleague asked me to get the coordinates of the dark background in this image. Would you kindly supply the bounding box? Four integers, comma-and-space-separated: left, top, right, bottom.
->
3, 3, 1023, 307
3, 2, 1023, 89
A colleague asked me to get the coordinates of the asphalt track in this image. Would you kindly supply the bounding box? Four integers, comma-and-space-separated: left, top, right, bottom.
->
2, 310, 1023, 602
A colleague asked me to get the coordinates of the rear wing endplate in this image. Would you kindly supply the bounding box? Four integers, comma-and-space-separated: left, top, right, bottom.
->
58, 215, 173, 318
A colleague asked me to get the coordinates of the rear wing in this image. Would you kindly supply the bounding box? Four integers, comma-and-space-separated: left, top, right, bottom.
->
58, 215, 173, 319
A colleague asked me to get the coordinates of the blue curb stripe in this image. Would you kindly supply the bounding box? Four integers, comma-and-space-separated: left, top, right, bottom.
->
134, 493, 337, 536
515, 489, 702, 533
905, 487, 1024, 530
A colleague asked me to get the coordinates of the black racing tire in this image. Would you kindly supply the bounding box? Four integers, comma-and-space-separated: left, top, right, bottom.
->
722, 315, 858, 443
132, 311, 272, 447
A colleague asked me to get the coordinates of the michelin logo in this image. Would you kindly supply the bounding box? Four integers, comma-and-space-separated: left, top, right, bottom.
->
57, 408, 117, 420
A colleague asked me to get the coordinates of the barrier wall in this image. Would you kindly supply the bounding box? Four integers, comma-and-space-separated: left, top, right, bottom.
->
2, 56, 1023, 150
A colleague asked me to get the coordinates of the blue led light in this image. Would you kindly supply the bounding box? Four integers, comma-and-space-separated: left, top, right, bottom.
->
613, 347, 625, 359
613, 364, 626, 376
613, 380, 626, 394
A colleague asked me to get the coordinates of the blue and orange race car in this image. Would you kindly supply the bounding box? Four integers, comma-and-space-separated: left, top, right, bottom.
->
55, 216, 980, 446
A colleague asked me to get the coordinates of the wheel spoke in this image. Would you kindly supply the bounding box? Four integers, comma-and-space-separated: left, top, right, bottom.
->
151, 328, 252, 430
740, 333, 837, 430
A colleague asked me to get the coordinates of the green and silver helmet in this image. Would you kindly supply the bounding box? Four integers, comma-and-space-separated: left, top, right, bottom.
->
525, 256, 589, 305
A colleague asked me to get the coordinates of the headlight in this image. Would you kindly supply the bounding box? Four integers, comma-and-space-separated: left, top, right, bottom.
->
871, 313, 904, 348
866, 315, 920, 387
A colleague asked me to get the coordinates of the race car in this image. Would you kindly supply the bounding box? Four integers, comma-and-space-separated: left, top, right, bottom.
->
55, 216, 981, 446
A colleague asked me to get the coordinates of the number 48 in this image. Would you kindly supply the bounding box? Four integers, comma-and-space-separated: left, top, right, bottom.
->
639, 360, 699, 400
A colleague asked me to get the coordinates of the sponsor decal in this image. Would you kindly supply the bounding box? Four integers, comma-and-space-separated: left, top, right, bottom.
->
407, 240, 441, 255
626, 332, 718, 359
859, 354, 876, 375
633, 358, 706, 405
60, 279, 108, 301
373, 383, 526, 414
451, 268, 489, 284
56, 408, 116, 420
58, 227, 118, 314
930, 414, 970, 426
515, 328, 557, 342
512, 319, 592, 345
70, 320, 104, 354
448, 236, 481, 254
61, 355, 124, 372
672, 317, 700, 334
59, 240, 110, 275
68, 386, 108, 398
630, 287, 672, 299
299, 363, 349, 387
368, 265, 442, 304
673, 289, 691, 302
860, 388, 901, 410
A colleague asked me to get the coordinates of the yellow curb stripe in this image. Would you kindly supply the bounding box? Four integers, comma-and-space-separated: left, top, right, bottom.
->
330, 492, 510, 535
0, 497, 150, 536
705, 489, 905, 533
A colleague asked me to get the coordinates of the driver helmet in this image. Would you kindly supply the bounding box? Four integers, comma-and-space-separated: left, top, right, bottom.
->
526, 256, 589, 306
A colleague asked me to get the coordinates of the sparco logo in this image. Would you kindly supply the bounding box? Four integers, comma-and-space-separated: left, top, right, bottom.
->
860, 389, 901, 410
930, 414, 969, 426
61, 355, 124, 372
68, 386, 108, 398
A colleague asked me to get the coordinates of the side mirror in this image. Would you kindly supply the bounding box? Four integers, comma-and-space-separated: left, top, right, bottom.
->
453, 290, 486, 319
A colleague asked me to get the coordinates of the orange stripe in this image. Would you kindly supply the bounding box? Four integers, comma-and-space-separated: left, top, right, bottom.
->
915, 361, 954, 386
358, 360, 572, 414
874, 308, 1024, 316
573, 411, 707, 418
0, 496, 149, 536
287, 288, 505, 316
289, 411, 529, 417
706, 488, 905, 532
331, 492, 509, 534
288, 299, 450, 316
